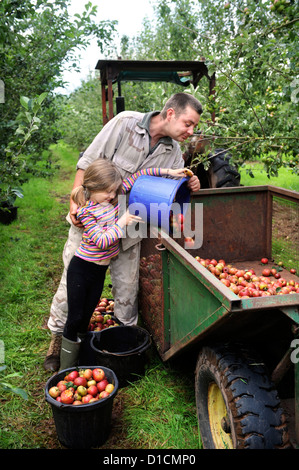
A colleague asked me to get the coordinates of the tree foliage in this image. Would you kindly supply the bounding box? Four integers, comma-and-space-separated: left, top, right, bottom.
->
0, 0, 117, 203
121, 0, 299, 177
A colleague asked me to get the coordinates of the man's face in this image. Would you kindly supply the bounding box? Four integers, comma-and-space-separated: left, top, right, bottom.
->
167, 105, 200, 142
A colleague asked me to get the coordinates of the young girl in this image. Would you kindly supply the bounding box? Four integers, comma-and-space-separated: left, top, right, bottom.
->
60, 158, 188, 370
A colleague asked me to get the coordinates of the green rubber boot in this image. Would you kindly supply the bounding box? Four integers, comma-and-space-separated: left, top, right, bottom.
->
59, 336, 81, 371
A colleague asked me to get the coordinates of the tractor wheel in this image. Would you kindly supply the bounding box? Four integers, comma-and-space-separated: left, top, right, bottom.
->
195, 343, 290, 449
190, 148, 240, 189
206, 148, 240, 188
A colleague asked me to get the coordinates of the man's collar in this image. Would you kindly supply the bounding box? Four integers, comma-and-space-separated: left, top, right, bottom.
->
138, 111, 173, 146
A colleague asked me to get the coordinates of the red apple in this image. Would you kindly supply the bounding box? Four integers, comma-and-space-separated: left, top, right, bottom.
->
65, 370, 79, 382
87, 385, 98, 397
261, 258, 268, 264
184, 237, 194, 248
93, 368, 105, 382
83, 369, 93, 380
262, 268, 271, 276
176, 214, 185, 224
81, 394, 93, 404
97, 379, 109, 392
74, 376, 87, 387
60, 389, 74, 404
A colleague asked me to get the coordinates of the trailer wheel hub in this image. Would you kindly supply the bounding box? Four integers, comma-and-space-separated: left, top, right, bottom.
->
208, 383, 233, 448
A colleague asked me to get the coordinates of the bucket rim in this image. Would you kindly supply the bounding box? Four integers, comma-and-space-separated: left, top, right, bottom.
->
90, 325, 152, 357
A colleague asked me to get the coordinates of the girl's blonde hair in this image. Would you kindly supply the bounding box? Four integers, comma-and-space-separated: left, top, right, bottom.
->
71, 159, 123, 206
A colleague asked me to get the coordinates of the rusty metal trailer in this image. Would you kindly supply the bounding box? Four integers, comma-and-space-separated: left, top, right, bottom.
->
138, 185, 299, 449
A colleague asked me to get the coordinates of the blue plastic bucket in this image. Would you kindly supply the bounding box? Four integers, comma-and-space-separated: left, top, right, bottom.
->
128, 175, 190, 231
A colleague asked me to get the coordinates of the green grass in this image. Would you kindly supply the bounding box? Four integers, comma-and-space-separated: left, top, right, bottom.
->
239, 162, 299, 192
0, 141, 201, 450
1, 146, 297, 449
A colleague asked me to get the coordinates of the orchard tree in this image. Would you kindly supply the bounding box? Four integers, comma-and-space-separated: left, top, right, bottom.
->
120, 0, 299, 177
0, 0, 116, 205
195, 0, 299, 176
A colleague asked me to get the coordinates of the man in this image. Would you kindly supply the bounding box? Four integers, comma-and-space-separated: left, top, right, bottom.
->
44, 92, 202, 371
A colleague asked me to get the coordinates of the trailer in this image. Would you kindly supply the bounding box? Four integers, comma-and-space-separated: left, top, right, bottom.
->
138, 185, 299, 449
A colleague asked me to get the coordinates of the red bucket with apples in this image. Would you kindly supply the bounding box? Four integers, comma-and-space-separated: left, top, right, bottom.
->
45, 365, 118, 449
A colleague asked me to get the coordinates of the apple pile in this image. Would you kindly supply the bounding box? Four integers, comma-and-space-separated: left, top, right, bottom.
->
194, 256, 299, 297
88, 298, 120, 331
48, 368, 115, 405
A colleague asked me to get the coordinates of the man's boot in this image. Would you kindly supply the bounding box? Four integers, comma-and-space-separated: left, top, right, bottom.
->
43, 333, 62, 371
59, 336, 81, 371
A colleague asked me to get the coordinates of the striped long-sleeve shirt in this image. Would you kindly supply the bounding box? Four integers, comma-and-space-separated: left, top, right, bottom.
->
75, 168, 162, 263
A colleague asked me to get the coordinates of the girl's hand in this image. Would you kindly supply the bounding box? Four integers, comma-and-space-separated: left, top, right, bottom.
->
118, 210, 143, 228
164, 168, 194, 178
70, 199, 83, 227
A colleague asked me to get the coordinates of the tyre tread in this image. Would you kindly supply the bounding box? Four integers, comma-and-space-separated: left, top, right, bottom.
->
195, 343, 291, 449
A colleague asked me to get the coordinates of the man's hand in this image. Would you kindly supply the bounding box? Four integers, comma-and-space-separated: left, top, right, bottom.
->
187, 174, 201, 192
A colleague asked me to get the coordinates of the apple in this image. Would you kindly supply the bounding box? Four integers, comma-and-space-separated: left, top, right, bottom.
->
49, 386, 60, 398
87, 379, 96, 387
73, 400, 83, 405
290, 268, 296, 274
87, 385, 98, 397
97, 379, 109, 392
99, 391, 110, 399
93, 368, 105, 382
261, 258, 268, 264
60, 389, 74, 404
262, 268, 271, 276
105, 383, 115, 393
184, 237, 194, 248
82, 394, 93, 404
177, 213, 185, 224
74, 376, 87, 387
57, 382, 67, 392
65, 370, 79, 382
83, 368, 93, 380
77, 385, 87, 396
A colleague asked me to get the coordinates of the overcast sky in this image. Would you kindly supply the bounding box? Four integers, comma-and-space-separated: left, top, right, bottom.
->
59, 0, 154, 93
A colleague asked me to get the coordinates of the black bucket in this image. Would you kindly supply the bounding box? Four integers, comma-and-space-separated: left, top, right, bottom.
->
45, 366, 118, 449
78, 315, 123, 366
90, 325, 152, 387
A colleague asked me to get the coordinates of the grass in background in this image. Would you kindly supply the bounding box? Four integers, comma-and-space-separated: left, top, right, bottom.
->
0, 141, 201, 449
239, 162, 299, 192
239, 160, 298, 273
